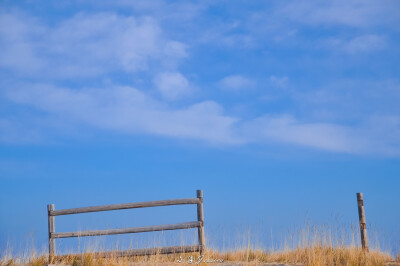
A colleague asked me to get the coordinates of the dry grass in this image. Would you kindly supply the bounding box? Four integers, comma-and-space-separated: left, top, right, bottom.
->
0, 247, 397, 266
1, 225, 399, 265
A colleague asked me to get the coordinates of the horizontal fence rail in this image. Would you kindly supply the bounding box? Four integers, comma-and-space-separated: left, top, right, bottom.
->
47, 190, 205, 262
55, 245, 201, 259
94, 245, 201, 257
51, 198, 200, 216
52, 221, 201, 238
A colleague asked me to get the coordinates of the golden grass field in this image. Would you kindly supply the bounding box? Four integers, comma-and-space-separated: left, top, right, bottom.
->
1, 225, 399, 265
1, 247, 399, 266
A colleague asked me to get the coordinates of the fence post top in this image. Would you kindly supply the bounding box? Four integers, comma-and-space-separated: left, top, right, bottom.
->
197, 190, 203, 198
356, 193, 364, 201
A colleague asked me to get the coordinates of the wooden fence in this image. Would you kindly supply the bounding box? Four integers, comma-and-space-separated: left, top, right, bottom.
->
47, 190, 205, 260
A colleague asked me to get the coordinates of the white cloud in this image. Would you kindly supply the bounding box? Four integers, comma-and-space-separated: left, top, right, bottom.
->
322, 35, 385, 53
344, 35, 385, 53
293, 79, 400, 123
0, 12, 45, 74
242, 114, 400, 155
153, 72, 192, 100
112, 0, 205, 22
3, 81, 400, 155
4, 84, 240, 144
1, 6, 400, 156
278, 0, 400, 28
269, 76, 288, 88
218, 75, 255, 91
0, 12, 187, 78
243, 115, 361, 153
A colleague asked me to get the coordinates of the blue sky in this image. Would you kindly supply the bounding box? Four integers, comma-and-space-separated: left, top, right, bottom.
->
1, 0, 400, 255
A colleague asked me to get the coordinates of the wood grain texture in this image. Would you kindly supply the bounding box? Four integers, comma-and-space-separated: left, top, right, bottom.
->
47, 204, 55, 262
47, 191, 206, 258
50, 198, 200, 216
357, 193, 369, 251
98, 245, 200, 257
55, 245, 201, 259
196, 190, 205, 255
52, 221, 201, 238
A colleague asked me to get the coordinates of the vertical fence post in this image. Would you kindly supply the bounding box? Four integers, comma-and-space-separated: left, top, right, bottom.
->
196, 190, 205, 255
48, 204, 55, 262
356, 193, 368, 251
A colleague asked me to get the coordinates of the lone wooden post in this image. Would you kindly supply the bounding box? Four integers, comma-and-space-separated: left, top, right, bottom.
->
196, 190, 205, 255
47, 204, 55, 262
356, 193, 368, 251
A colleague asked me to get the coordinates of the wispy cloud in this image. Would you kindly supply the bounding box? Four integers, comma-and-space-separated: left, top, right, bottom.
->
153, 72, 193, 100
242, 114, 400, 156
4, 84, 240, 144
200, 21, 256, 49
269, 76, 289, 88
4, 77, 400, 155
322, 34, 386, 54
243, 115, 362, 153
1, 3, 399, 156
278, 0, 400, 28
0, 12, 187, 79
293, 79, 400, 122
218, 75, 255, 91
0, 12, 45, 74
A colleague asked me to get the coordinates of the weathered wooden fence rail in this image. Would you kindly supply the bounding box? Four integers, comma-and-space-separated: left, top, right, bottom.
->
47, 190, 205, 261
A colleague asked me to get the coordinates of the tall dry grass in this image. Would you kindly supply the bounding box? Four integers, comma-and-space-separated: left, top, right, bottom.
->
1, 247, 397, 266
1, 224, 399, 265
